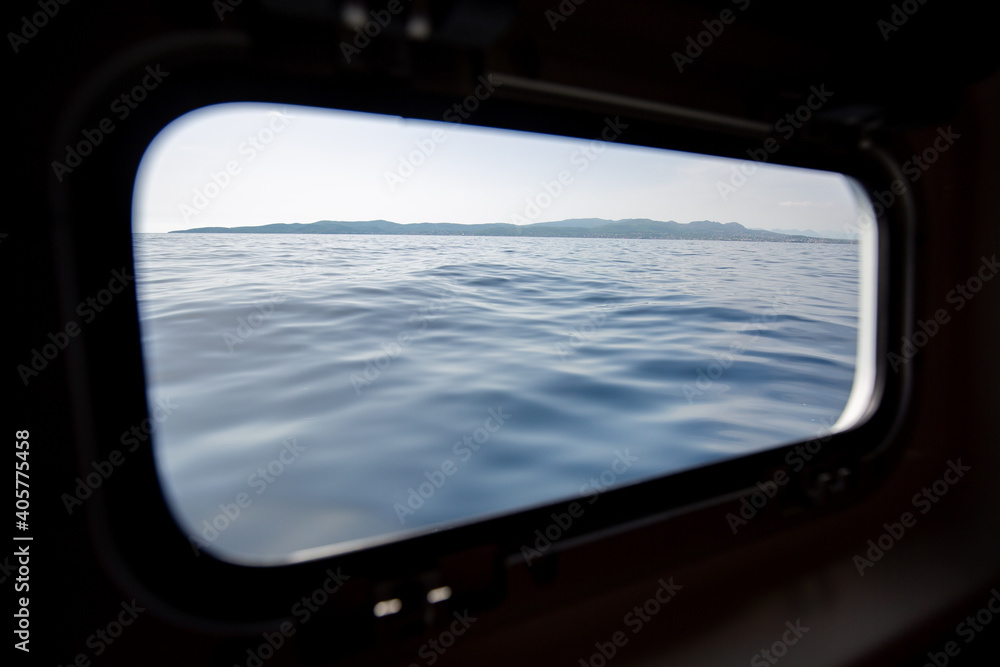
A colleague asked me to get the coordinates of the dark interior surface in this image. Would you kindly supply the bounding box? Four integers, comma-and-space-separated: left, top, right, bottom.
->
9, 1, 1000, 665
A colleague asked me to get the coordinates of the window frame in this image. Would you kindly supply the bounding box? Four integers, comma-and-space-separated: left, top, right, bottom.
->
51, 37, 913, 641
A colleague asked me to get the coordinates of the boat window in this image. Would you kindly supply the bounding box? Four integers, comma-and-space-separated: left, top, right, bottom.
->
132, 102, 876, 564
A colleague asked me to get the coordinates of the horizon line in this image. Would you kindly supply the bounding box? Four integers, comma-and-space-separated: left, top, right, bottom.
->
148, 217, 853, 235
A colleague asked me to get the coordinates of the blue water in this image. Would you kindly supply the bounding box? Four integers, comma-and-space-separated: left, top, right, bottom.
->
133, 233, 859, 563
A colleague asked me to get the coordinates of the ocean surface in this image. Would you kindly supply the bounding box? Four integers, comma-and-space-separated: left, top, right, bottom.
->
133, 233, 860, 564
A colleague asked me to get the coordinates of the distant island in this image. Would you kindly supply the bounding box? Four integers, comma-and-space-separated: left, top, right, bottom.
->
171, 219, 855, 243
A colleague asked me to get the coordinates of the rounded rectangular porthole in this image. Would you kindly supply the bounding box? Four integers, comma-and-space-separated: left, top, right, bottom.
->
132, 102, 877, 565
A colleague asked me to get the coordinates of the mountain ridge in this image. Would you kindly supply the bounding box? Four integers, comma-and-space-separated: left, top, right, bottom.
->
170, 219, 855, 243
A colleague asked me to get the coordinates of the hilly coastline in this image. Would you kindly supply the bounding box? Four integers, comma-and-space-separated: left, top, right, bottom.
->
171, 218, 854, 243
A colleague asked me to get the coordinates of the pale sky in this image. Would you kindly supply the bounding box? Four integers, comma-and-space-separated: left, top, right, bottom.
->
133, 102, 860, 235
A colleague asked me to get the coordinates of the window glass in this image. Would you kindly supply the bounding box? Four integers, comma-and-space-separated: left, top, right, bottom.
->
133, 103, 874, 564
